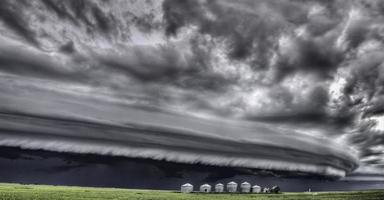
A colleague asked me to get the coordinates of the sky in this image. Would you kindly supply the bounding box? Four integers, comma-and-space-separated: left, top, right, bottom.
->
0, 0, 384, 191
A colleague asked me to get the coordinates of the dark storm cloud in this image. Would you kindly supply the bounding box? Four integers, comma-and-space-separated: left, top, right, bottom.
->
2, 146, 381, 191
128, 11, 161, 33
97, 44, 232, 91
160, 0, 357, 130
163, 0, 280, 63
0, 111, 357, 177
349, 121, 384, 160
0, 0, 40, 47
40, 0, 78, 25
0, 45, 88, 83
39, 0, 162, 42
161, 0, 382, 127
274, 38, 344, 80
41, 0, 117, 34
1, 0, 226, 91
162, 0, 345, 78
246, 84, 356, 130
336, 31, 384, 174
1, 0, 384, 181
343, 53, 384, 118
92, 5, 116, 34
59, 41, 76, 54
246, 112, 354, 129
160, 0, 384, 177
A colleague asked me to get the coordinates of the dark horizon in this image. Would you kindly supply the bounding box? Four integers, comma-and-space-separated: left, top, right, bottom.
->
0, 146, 382, 192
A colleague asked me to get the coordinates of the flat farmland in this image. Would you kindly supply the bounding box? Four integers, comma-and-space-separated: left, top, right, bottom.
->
0, 183, 383, 200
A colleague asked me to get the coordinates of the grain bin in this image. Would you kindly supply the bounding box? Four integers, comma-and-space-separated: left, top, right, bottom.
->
181, 183, 193, 193
215, 183, 224, 193
226, 181, 238, 193
240, 182, 251, 193
252, 185, 261, 193
199, 184, 211, 193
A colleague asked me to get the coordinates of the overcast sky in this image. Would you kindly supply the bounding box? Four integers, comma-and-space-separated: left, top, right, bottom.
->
0, 0, 384, 188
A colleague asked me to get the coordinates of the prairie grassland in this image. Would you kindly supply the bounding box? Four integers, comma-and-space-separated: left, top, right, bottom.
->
0, 183, 383, 200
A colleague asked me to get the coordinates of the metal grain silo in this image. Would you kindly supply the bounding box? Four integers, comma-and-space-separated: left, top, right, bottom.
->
199, 184, 211, 193
226, 181, 238, 193
240, 182, 251, 193
181, 183, 193, 193
252, 185, 261, 193
215, 183, 224, 193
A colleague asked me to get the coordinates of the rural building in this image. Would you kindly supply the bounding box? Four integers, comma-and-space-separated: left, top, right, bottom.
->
240, 182, 251, 193
263, 187, 270, 193
180, 183, 193, 193
226, 181, 238, 193
252, 185, 261, 193
199, 184, 212, 193
215, 183, 224, 192
271, 186, 280, 193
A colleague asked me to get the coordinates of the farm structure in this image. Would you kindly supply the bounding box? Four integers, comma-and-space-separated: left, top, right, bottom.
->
180, 183, 193, 193
214, 183, 224, 193
252, 185, 261, 193
199, 184, 211, 193
226, 181, 238, 193
180, 182, 280, 194
240, 182, 251, 193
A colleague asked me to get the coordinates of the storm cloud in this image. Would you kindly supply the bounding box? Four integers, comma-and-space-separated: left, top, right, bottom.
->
0, 0, 383, 182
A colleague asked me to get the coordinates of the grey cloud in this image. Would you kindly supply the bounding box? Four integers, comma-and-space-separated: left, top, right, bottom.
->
343, 54, 384, 118
162, 0, 346, 80
59, 41, 76, 54
363, 102, 384, 118
129, 11, 160, 33
274, 37, 344, 81
0, 45, 88, 83
97, 44, 232, 91
40, 0, 79, 25
42, 0, 122, 40
159, 0, 360, 133
91, 5, 116, 34
246, 113, 354, 130
0, 0, 40, 47
0, 111, 357, 178
244, 84, 355, 131
163, 0, 281, 63
1, 0, 163, 50
0, 75, 358, 178
45, 0, 112, 34
347, 121, 384, 177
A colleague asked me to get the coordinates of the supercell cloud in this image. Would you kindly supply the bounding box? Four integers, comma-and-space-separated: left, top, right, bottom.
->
0, 0, 383, 180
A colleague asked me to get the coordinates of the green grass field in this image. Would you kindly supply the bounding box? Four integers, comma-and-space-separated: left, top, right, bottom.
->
0, 183, 383, 200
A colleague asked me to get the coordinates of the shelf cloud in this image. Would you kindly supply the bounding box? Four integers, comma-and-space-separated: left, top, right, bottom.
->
0, 110, 357, 177
0, 0, 383, 181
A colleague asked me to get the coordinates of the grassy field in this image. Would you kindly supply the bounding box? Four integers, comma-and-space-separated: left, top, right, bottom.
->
0, 183, 383, 200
